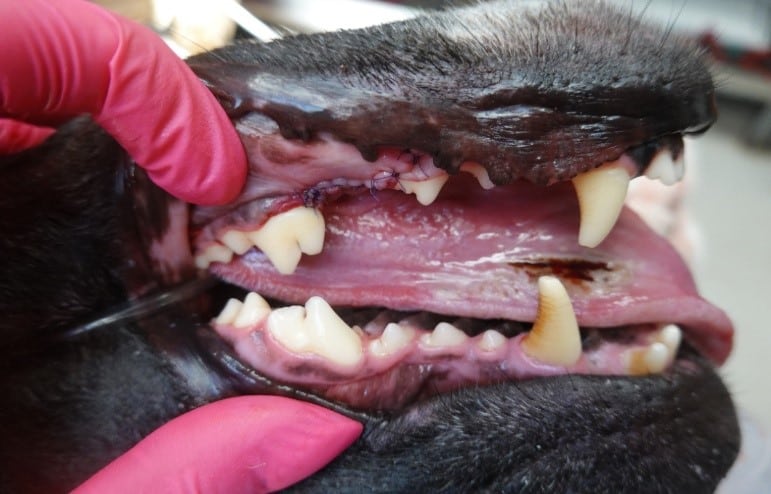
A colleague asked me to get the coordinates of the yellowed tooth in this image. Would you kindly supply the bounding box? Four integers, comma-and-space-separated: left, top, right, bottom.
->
656, 324, 682, 354
369, 323, 415, 357
478, 329, 507, 352
421, 322, 468, 348
644, 342, 669, 373
460, 163, 495, 190
215, 298, 244, 326
267, 296, 363, 367
399, 175, 449, 205
645, 151, 684, 186
233, 292, 272, 329
248, 207, 326, 275
220, 230, 253, 255
521, 276, 582, 366
195, 243, 233, 269
572, 161, 632, 248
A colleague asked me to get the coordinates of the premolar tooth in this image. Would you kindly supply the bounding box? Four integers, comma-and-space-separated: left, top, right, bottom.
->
220, 230, 253, 255
215, 298, 243, 325
521, 276, 582, 366
645, 150, 685, 186
478, 329, 506, 351
233, 292, 271, 328
421, 322, 468, 347
194, 243, 233, 269
572, 161, 631, 248
460, 163, 495, 190
644, 342, 669, 373
400, 175, 449, 205
248, 207, 326, 275
267, 296, 363, 367
369, 323, 415, 357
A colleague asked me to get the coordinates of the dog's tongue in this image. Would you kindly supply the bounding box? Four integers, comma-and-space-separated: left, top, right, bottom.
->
213, 177, 732, 363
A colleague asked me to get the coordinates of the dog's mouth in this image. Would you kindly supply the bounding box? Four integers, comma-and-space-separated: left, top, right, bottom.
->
187, 133, 732, 412
183, 0, 732, 414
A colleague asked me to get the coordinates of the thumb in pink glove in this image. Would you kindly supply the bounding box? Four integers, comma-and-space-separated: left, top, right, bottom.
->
74, 396, 363, 494
0, 0, 247, 205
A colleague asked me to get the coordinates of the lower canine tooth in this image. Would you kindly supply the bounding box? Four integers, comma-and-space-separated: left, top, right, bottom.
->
644, 342, 669, 373
521, 276, 582, 366
233, 292, 271, 328
421, 322, 468, 347
478, 329, 506, 351
267, 297, 363, 367
400, 175, 449, 205
249, 207, 326, 275
572, 161, 631, 248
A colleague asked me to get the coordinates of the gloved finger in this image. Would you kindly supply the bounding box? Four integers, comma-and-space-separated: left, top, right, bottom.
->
0, 0, 246, 205
0, 119, 55, 154
73, 396, 363, 494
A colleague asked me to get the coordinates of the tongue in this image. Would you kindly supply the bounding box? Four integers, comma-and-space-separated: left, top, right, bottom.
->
211, 176, 732, 363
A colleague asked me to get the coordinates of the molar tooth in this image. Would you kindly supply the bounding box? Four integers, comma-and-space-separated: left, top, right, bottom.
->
369, 323, 415, 357
644, 342, 669, 373
233, 292, 271, 328
572, 161, 631, 248
267, 297, 363, 367
421, 322, 468, 347
248, 207, 326, 275
220, 230, 253, 255
656, 324, 682, 354
399, 175, 449, 205
478, 329, 507, 351
645, 150, 685, 186
215, 298, 244, 326
521, 276, 582, 366
460, 163, 495, 190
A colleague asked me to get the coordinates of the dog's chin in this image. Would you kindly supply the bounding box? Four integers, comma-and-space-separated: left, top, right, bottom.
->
285, 347, 738, 493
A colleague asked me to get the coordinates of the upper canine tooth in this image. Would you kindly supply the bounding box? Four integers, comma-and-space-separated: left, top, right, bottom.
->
233, 292, 272, 328
645, 150, 685, 186
460, 163, 495, 190
267, 296, 363, 367
521, 276, 582, 366
220, 230, 253, 255
248, 207, 326, 275
572, 161, 632, 248
656, 324, 682, 354
421, 322, 468, 347
399, 175, 449, 205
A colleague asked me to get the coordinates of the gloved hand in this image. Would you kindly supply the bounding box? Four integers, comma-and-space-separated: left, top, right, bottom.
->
0, 0, 246, 205
74, 396, 363, 493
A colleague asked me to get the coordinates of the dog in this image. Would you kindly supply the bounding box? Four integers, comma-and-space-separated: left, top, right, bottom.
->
0, 1, 740, 492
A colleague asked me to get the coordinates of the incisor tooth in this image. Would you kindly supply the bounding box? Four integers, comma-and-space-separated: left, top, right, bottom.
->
267, 297, 363, 367
399, 175, 449, 205
478, 329, 507, 351
233, 292, 271, 328
249, 207, 325, 275
215, 298, 243, 325
220, 230, 253, 255
369, 323, 415, 357
645, 151, 685, 186
460, 163, 495, 190
421, 322, 468, 347
572, 161, 631, 248
521, 276, 582, 366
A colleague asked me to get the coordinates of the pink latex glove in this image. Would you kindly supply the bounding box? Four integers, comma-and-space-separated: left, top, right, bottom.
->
74, 396, 363, 493
0, 0, 247, 205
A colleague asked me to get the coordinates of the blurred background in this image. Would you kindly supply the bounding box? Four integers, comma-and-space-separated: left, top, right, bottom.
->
93, 0, 771, 483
